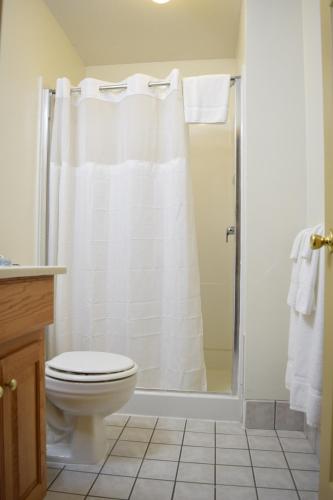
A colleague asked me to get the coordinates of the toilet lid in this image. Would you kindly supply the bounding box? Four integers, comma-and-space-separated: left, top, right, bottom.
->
47, 351, 135, 375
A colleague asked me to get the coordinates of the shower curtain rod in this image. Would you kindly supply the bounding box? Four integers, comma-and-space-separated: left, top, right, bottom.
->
49, 75, 241, 95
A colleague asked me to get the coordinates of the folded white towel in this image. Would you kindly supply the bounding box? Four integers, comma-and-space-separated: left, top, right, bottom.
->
183, 74, 231, 123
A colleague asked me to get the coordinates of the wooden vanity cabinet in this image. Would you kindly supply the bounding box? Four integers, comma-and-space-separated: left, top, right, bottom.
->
0, 276, 54, 500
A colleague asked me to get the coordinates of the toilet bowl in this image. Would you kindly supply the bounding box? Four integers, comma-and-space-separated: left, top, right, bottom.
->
45, 351, 138, 464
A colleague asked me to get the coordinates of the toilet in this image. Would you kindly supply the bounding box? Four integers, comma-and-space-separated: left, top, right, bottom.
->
45, 351, 138, 464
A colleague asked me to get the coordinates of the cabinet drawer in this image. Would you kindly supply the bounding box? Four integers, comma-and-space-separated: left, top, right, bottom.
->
0, 276, 54, 343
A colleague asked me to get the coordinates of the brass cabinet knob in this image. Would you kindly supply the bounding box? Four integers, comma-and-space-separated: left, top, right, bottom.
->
0, 386, 4, 398
5, 379, 17, 391
310, 229, 333, 253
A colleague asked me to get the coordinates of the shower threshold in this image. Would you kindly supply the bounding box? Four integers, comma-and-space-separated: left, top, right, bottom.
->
121, 389, 242, 421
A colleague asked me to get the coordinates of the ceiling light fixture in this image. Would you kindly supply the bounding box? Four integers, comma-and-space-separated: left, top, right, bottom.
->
152, 0, 171, 4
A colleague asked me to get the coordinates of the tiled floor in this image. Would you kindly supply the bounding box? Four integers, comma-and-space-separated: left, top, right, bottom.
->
46, 415, 319, 500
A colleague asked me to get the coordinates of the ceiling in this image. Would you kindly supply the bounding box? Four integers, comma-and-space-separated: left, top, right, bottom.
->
45, 0, 242, 66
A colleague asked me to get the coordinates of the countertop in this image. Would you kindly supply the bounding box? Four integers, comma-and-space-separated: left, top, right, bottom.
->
0, 266, 66, 279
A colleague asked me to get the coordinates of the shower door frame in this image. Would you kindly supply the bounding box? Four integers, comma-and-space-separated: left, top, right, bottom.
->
35, 76, 244, 420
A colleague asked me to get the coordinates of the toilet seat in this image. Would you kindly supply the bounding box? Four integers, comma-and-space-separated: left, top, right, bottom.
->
46, 351, 137, 382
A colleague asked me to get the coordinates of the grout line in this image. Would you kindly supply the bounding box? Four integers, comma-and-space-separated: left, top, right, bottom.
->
275, 432, 301, 500
170, 418, 187, 500
273, 400, 277, 430
245, 429, 259, 500
127, 417, 160, 499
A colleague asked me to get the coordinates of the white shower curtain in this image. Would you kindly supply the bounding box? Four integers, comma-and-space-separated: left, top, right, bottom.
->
48, 70, 207, 391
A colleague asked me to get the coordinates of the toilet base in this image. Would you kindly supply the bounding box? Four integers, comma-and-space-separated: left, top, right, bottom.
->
47, 414, 110, 465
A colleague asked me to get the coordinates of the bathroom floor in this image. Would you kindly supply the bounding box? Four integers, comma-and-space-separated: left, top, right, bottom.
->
46, 414, 319, 500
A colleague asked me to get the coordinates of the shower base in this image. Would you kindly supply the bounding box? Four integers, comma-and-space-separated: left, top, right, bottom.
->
122, 389, 242, 421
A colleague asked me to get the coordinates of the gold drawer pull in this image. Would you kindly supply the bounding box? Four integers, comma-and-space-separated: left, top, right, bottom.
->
0, 386, 3, 398
5, 379, 17, 391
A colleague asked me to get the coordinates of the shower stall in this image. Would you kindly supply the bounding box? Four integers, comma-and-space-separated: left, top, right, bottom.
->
36, 72, 243, 420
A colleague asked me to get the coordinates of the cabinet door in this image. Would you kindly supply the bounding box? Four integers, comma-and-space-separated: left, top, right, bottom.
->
1, 339, 46, 500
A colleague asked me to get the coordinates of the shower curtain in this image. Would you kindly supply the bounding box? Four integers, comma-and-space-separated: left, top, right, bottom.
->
48, 70, 207, 391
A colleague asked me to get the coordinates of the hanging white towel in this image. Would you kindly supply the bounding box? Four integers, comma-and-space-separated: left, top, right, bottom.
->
287, 229, 307, 308
183, 74, 231, 123
296, 225, 322, 315
286, 224, 325, 427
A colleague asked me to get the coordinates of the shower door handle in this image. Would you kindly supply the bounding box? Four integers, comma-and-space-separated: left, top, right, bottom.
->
226, 225, 236, 242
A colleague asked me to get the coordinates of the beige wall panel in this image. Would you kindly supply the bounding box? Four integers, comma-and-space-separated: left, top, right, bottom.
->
0, 0, 85, 264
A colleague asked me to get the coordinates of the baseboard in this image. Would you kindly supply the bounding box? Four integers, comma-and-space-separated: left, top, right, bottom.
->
245, 399, 304, 431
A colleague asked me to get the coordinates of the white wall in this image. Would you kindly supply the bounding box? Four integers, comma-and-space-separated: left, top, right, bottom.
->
0, 0, 85, 264
244, 0, 308, 400
302, 0, 325, 227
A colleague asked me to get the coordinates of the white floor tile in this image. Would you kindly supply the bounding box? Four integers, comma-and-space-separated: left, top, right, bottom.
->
111, 441, 148, 458
183, 431, 215, 447
216, 448, 251, 466
87, 497, 119, 500
216, 465, 254, 486
177, 462, 214, 484
46, 493, 85, 500
254, 467, 295, 489
216, 485, 257, 500
119, 427, 153, 443
246, 429, 277, 437
173, 482, 214, 500
186, 419, 215, 433
280, 438, 314, 453
292, 470, 319, 491
156, 417, 186, 431
277, 430, 306, 439
285, 452, 320, 471
298, 492, 319, 500
47, 468, 61, 488
127, 416, 157, 428
257, 489, 299, 500
145, 443, 181, 461
130, 478, 174, 500
101, 456, 142, 476
151, 429, 183, 445
250, 450, 287, 468
49, 470, 97, 495
248, 436, 281, 451
89, 474, 134, 499
180, 445, 215, 464
216, 422, 245, 435
216, 434, 248, 449
138, 459, 178, 480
